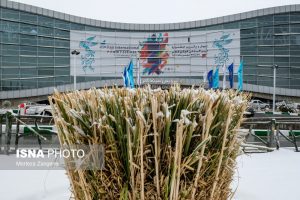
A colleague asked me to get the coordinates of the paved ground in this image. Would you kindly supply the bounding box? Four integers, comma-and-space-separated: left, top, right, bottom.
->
0, 148, 299, 200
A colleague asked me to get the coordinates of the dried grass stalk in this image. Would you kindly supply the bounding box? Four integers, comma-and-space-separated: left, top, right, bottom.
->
49, 85, 249, 200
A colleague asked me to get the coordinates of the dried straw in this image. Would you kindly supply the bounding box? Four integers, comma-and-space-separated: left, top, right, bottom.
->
49, 85, 248, 200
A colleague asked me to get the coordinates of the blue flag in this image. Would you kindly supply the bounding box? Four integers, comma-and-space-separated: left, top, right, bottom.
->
213, 67, 219, 89
228, 63, 234, 89
123, 66, 129, 87
238, 60, 243, 91
207, 70, 213, 88
127, 60, 134, 88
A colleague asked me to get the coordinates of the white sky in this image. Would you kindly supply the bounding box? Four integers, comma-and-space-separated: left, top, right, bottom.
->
13, 0, 300, 23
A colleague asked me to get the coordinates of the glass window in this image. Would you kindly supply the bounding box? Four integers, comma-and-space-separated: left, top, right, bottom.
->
258, 27, 274, 45
223, 22, 239, 29
241, 28, 257, 39
2, 56, 20, 67
277, 77, 289, 87
20, 23, 38, 35
257, 15, 273, 27
38, 16, 54, 27
274, 25, 289, 34
290, 35, 300, 46
55, 39, 69, 47
290, 78, 300, 89
20, 79, 37, 89
55, 75, 70, 86
206, 25, 223, 30
244, 56, 257, 64
1, 21, 19, 33
20, 34, 37, 46
1, 8, 19, 21
54, 19, 70, 30
1, 32, 19, 44
241, 46, 257, 55
274, 57, 289, 67
20, 46, 37, 56
38, 26, 54, 37
20, 12, 37, 24
290, 24, 300, 33
291, 57, 300, 63
38, 57, 54, 66
241, 38, 257, 46
38, 77, 54, 88
85, 26, 101, 31
290, 67, 300, 79
290, 13, 300, 23
274, 35, 289, 45
258, 56, 273, 64
71, 23, 85, 30
290, 57, 300, 67
55, 57, 69, 65
55, 48, 70, 56
20, 56, 37, 67
241, 18, 257, 29
55, 67, 70, 76
258, 46, 273, 55
38, 68, 54, 76
38, 37, 54, 46
38, 47, 54, 56
2, 68, 20, 78
54, 29, 69, 38
2, 79, 20, 90
2, 44, 19, 56
274, 14, 289, 25
20, 68, 37, 78
275, 46, 290, 55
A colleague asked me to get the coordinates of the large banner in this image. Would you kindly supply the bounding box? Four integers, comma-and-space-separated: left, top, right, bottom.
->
70, 29, 240, 77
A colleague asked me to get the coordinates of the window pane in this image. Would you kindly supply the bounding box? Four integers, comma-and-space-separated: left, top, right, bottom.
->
20, 46, 37, 56
274, 25, 289, 34
20, 23, 38, 35
55, 39, 69, 47
1, 8, 19, 21
20, 34, 37, 46
38, 26, 54, 37
1, 21, 19, 33
38, 57, 54, 66
20, 56, 37, 67
71, 23, 85, 30
2, 56, 20, 67
54, 29, 69, 38
1, 33, 19, 44
55, 57, 69, 65
38, 37, 54, 46
38, 47, 54, 56
54, 19, 70, 30
274, 14, 289, 25
290, 24, 300, 33
2, 44, 19, 56
38, 16, 54, 27
20, 68, 37, 78
38, 67, 54, 76
258, 15, 273, 27
20, 12, 37, 24
291, 13, 300, 23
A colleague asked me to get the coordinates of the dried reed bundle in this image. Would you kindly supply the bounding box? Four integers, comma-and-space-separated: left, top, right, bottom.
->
49, 85, 248, 200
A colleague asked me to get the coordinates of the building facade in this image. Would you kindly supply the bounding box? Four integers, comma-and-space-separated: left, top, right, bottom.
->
0, 0, 300, 99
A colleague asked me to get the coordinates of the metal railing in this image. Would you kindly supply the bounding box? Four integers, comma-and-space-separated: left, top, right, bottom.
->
242, 117, 300, 152
0, 111, 55, 155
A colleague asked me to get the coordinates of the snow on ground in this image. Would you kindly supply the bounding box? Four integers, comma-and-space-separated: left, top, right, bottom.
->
233, 148, 300, 200
0, 169, 71, 200
0, 148, 299, 200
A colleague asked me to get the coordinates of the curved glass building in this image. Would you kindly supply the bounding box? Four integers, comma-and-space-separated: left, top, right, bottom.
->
0, 0, 300, 99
